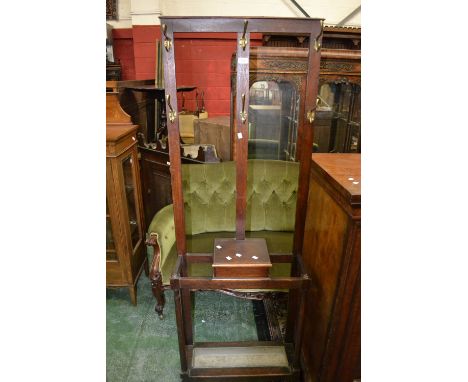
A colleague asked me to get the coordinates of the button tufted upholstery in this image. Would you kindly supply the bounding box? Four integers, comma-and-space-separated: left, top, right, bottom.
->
182, 160, 299, 235
147, 160, 299, 285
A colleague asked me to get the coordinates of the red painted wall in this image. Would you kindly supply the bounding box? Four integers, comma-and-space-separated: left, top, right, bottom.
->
132, 25, 161, 80
174, 32, 262, 116
112, 28, 135, 80
112, 26, 263, 116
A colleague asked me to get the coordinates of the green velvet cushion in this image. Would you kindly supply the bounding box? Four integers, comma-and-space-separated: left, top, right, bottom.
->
182, 161, 236, 235
182, 160, 299, 234
246, 160, 298, 231
147, 204, 175, 262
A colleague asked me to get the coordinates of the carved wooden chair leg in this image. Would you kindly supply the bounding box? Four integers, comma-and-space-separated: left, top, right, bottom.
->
151, 270, 165, 318
146, 233, 166, 319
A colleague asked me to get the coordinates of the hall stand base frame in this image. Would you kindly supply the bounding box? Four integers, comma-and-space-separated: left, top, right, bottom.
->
170, 253, 310, 382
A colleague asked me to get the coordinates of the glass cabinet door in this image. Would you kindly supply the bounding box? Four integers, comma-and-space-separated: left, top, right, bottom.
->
315, 82, 361, 153
122, 154, 142, 251
106, 198, 117, 261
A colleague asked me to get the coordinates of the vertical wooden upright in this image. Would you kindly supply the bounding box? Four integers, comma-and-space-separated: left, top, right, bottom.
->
161, 20, 194, 346
286, 21, 324, 344
235, 22, 250, 240
161, 21, 187, 259
293, 20, 324, 257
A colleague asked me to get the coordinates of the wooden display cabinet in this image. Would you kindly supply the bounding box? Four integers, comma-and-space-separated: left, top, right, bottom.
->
231, 46, 308, 161
231, 27, 361, 157
106, 92, 148, 304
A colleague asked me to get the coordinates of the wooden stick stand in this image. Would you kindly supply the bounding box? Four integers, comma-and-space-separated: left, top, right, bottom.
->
161, 16, 323, 381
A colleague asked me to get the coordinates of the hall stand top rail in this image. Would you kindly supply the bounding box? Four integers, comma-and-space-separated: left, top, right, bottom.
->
161, 16, 323, 381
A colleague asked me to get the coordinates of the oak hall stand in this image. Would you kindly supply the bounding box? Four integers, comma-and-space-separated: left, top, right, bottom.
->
161, 17, 323, 381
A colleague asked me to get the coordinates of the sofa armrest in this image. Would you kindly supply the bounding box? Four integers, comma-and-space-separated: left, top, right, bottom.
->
146, 204, 176, 280
145, 233, 162, 281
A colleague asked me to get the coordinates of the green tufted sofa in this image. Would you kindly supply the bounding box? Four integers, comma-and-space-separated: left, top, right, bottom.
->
146, 159, 299, 317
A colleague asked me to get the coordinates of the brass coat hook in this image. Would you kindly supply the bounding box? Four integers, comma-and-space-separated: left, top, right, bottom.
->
240, 93, 247, 124
166, 94, 176, 123
162, 24, 172, 52
239, 20, 248, 50
314, 20, 324, 52
307, 98, 320, 124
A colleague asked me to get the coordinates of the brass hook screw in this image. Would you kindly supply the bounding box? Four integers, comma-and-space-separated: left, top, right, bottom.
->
162, 24, 172, 52
166, 94, 176, 123
239, 20, 248, 50
314, 20, 324, 52
240, 93, 247, 124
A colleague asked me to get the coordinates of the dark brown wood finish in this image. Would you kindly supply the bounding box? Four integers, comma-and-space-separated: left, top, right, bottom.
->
301, 153, 361, 382
293, 25, 323, 257
174, 288, 189, 373
146, 233, 165, 318
164, 16, 322, 33
235, 29, 250, 240
172, 274, 307, 291
162, 20, 187, 260
161, 20, 195, 347
161, 16, 323, 381
212, 238, 271, 278
139, 148, 173, 229
285, 28, 324, 347
185, 252, 293, 264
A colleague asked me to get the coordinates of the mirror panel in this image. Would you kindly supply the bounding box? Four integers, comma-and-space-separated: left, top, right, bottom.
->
248, 81, 299, 161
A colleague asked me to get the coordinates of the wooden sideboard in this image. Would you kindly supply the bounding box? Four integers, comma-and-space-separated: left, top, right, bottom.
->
301, 154, 361, 382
